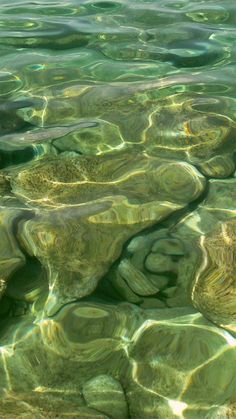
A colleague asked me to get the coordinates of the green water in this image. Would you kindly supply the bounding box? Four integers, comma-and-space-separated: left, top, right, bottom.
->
0, 0, 236, 417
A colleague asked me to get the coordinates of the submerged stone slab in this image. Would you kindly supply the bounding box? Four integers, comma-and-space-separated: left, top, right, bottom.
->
9, 152, 206, 207
11, 153, 206, 314
102, 175, 236, 315
0, 302, 236, 419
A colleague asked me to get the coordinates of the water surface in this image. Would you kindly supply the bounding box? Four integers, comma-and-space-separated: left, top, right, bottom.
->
0, 1, 236, 418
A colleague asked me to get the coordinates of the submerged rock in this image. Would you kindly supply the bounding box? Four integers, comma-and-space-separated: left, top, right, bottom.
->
11, 152, 205, 314
197, 154, 235, 178
149, 177, 236, 316
191, 219, 236, 333
0, 207, 26, 299
16, 88, 236, 175
82, 375, 128, 419
0, 302, 235, 419
9, 152, 206, 207
102, 174, 236, 314
0, 99, 34, 135
127, 310, 236, 418
53, 119, 124, 155
104, 228, 186, 305
1, 2, 236, 418
6, 258, 48, 304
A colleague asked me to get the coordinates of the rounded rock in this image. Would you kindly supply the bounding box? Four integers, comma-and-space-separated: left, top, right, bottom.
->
198, 154, 235, 178
82, 375, 128, 419
145, 253, 176, 274
153, 162, 206, 204
151, 237, 185, 256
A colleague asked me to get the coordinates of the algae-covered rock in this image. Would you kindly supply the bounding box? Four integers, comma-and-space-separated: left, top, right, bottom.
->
83, 375, 128, 419
1, 302, 235, 419
146, 177, 236, 314
127, 310, 236, 418
19, 87, 236, 171
145, 95, 235, 163
0, 208, 26, 299
191, 218, 236, 333
103, 175, 236, 313
53, 119, 124, 155
18, 203, 139, 314
1, 2, 236, 418
197, 153, 235, 178
12, 152, 205, 314
6, 258, 48, 304
9, 152, 206, 208
40, 301, 142, 365
103, 228, 186, 306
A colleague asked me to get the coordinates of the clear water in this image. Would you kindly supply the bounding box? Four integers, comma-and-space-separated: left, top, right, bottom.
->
0, 1, 236, 418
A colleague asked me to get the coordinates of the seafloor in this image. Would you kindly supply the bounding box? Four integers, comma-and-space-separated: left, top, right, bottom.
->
0, 0, 236, 418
